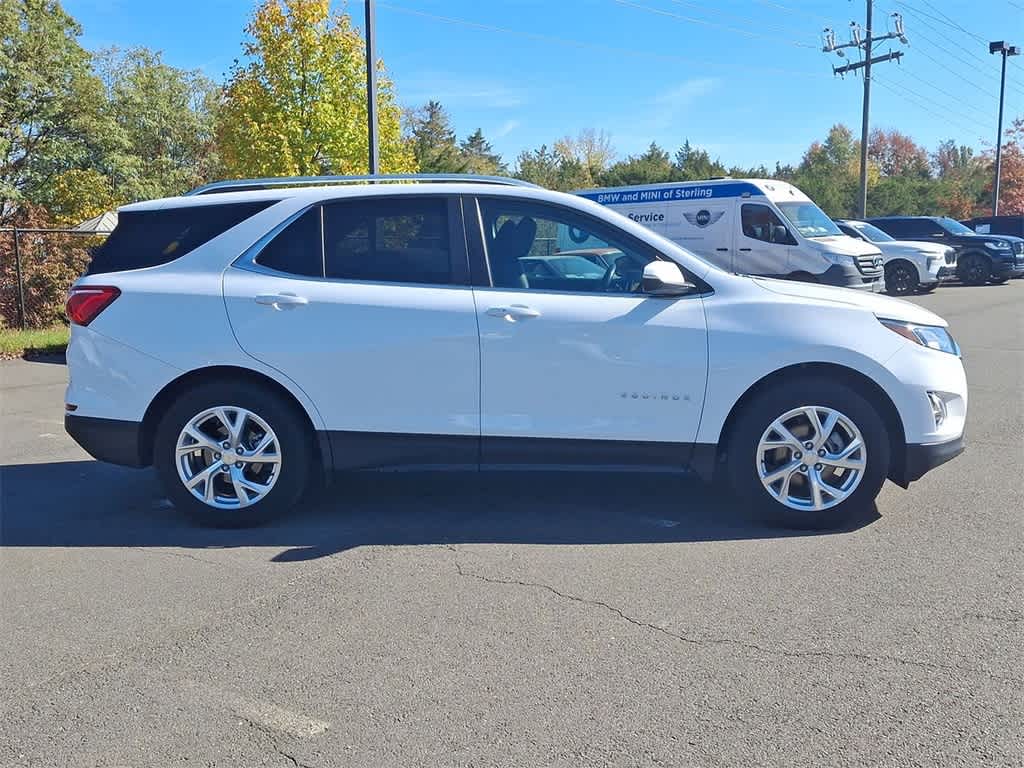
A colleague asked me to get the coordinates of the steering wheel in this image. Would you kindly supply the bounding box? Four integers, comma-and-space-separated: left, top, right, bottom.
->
601, 258, 634, 292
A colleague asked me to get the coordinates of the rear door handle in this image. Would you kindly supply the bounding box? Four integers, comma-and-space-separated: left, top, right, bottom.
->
486, 304, 541, 322
255, 292, 309, 310
738, 247, 752, 252
715, 247, 729, 252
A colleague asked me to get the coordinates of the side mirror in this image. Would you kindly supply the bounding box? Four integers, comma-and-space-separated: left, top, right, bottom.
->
771, 224, 791, 243
642, 261, 696, 297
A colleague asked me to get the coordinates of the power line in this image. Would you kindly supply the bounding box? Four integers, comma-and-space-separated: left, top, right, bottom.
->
666, 0, 819, 41
889, 69, 995, 125
893, 3, 990, 66
876, 74, 992, 132
872, 76, 989, 137
377, 3, 829, 79
896, 26, 1003, 99
614, 0, 819, 48
915, 0, 987, 44
753, 0, 835, 25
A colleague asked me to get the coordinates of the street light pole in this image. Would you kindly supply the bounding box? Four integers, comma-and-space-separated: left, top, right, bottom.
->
365, 0, 380, 175
990, 40, 1020, 216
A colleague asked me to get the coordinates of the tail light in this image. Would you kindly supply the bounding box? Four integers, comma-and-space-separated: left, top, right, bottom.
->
66, 286, 120, 326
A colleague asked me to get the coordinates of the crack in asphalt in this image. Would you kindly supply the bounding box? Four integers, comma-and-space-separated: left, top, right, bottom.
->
443, 545, 1019, 684
239, 716, 317, 768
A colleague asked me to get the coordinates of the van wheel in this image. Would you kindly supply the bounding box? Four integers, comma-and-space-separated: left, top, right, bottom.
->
726, 377, 890, 530
884, 261, 918, 296
154, 380, 311, 527
989, 276, 1009, 285
958, 253, 990, 285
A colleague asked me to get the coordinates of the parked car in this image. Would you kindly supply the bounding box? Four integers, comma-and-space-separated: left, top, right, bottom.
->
834, 219, 956, 296
65, 174, 967, 531
961, 214, 1024, 239
867, 215, 1024, 285
961, 217, 1024, 276
574, 179, 885, 291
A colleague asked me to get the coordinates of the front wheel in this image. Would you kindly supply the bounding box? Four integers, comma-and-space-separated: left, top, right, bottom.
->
957, 253, 991, 286
884, 261, 919, 296
154, 380, 312, 527
725, 377, 890, 530
989, 276, 1010, 285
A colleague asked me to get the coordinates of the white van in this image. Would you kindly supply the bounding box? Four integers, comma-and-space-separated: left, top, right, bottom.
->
572, 179, 884, 290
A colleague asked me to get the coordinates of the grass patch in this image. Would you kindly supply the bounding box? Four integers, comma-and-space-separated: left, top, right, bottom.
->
0, 326, 70, 358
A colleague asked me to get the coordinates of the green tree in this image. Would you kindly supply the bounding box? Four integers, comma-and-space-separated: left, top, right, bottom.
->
600, 142, 674, 186
791, 125, 863, 217
514, 144, 587, 191
673, 140, 727, 180
0, 0, 106, 223
93, 47, 219, 202
554, 128, 614, 187
406, 101, 465, 173
216, 0, 414, 177
460, 128, 505, 175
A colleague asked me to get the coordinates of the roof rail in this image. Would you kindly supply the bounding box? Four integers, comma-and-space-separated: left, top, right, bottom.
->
185, 173, 539, 196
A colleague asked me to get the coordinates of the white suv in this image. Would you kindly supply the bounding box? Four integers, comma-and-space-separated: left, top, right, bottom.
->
64, 175, 967, 529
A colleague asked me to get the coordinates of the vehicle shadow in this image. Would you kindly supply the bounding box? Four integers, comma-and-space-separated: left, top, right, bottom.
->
0, 460, 880, 561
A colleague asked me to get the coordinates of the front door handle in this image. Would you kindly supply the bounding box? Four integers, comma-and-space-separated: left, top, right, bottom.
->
738, 247, 752, 252
255, 292, 309, 310
486, 304, 541, 322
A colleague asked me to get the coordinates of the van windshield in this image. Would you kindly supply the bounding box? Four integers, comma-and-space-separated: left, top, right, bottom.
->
776, 202, 843, 239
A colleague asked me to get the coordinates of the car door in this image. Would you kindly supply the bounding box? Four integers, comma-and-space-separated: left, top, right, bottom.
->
466, 195, 708, 465
223, 194, 481, 467
736, 202, 795, 276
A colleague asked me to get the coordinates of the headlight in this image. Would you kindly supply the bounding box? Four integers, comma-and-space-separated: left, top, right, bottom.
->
823, 251, 854, 264
983, 241, 1010, 251
878, 318, 960, 356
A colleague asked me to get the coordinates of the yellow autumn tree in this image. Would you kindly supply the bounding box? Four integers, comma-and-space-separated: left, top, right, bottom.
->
216, 0, 415, 177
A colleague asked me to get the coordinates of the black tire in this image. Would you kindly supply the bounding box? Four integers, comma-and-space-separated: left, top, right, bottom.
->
725, 376, 891, 530
989, 276, 1010, 285
884, 260, 918, 296
154, 380, 312, 527
917, 283, 939, 293
957, 252, 991, 286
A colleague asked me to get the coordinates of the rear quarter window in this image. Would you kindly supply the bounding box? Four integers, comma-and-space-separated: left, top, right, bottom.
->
86, 201, 276, 275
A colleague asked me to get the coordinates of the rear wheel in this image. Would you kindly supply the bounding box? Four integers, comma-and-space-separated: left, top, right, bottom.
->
726, 377, 890, 530
989, 276, 1010, 285
957, 253, 990, 285
154, 380, 312, 527
884, 261, 918, 296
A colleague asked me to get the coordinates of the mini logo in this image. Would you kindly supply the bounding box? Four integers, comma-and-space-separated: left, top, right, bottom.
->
683, 209, 724, 228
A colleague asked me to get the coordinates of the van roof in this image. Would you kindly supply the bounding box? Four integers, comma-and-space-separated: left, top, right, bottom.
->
574, 178, 810, 203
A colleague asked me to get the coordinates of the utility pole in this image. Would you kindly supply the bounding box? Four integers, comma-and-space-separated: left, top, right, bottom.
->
990, 41, 1020, 215
822, 7, 908, 218
364, 0, 380, 175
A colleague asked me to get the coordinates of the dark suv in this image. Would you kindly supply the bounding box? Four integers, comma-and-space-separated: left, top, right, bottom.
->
867, 216, 1024, 285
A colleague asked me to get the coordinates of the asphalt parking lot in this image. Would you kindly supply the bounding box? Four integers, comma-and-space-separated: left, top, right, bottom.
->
1, 281, 1021, 767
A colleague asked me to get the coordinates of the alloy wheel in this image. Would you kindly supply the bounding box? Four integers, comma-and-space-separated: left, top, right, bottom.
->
175, 406, 281, 509
756, 406, 866, 512
887, 264, 916, 295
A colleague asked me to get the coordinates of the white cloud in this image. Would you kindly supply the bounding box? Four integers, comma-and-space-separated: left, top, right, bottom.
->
400, 72, 528, 109
495, 119, 522, 138
652, 78, 720, 114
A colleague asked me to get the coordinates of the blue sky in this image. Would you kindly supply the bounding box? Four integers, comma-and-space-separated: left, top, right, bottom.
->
66, 0, 1024, 169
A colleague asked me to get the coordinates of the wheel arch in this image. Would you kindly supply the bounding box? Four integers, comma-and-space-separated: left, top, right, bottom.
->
139, 365, 330, 472
709, 362, 907, 485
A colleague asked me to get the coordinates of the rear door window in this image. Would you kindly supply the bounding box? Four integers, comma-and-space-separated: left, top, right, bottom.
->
322, 198, 452, 285
87, 201, 275, 275
253, 208, 324, 278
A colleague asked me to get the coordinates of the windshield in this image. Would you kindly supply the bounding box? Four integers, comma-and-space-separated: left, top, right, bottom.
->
546, 256, 607, 279
776, 202, 843, 239
849, 221, 895, 243
938, 217, 975, 235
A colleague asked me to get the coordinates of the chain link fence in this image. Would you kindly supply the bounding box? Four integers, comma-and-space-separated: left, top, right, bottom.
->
1, 228, 111, 330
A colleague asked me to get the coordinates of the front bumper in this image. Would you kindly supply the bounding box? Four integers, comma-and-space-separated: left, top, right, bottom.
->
992, 258, 1024, 279
890, 435, 965, 487
819, 263, 884, 291
65, 413, 148, 468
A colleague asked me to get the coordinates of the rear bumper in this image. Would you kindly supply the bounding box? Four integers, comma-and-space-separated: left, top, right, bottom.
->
890, 435, 965, 488
65, 413, 147, 468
